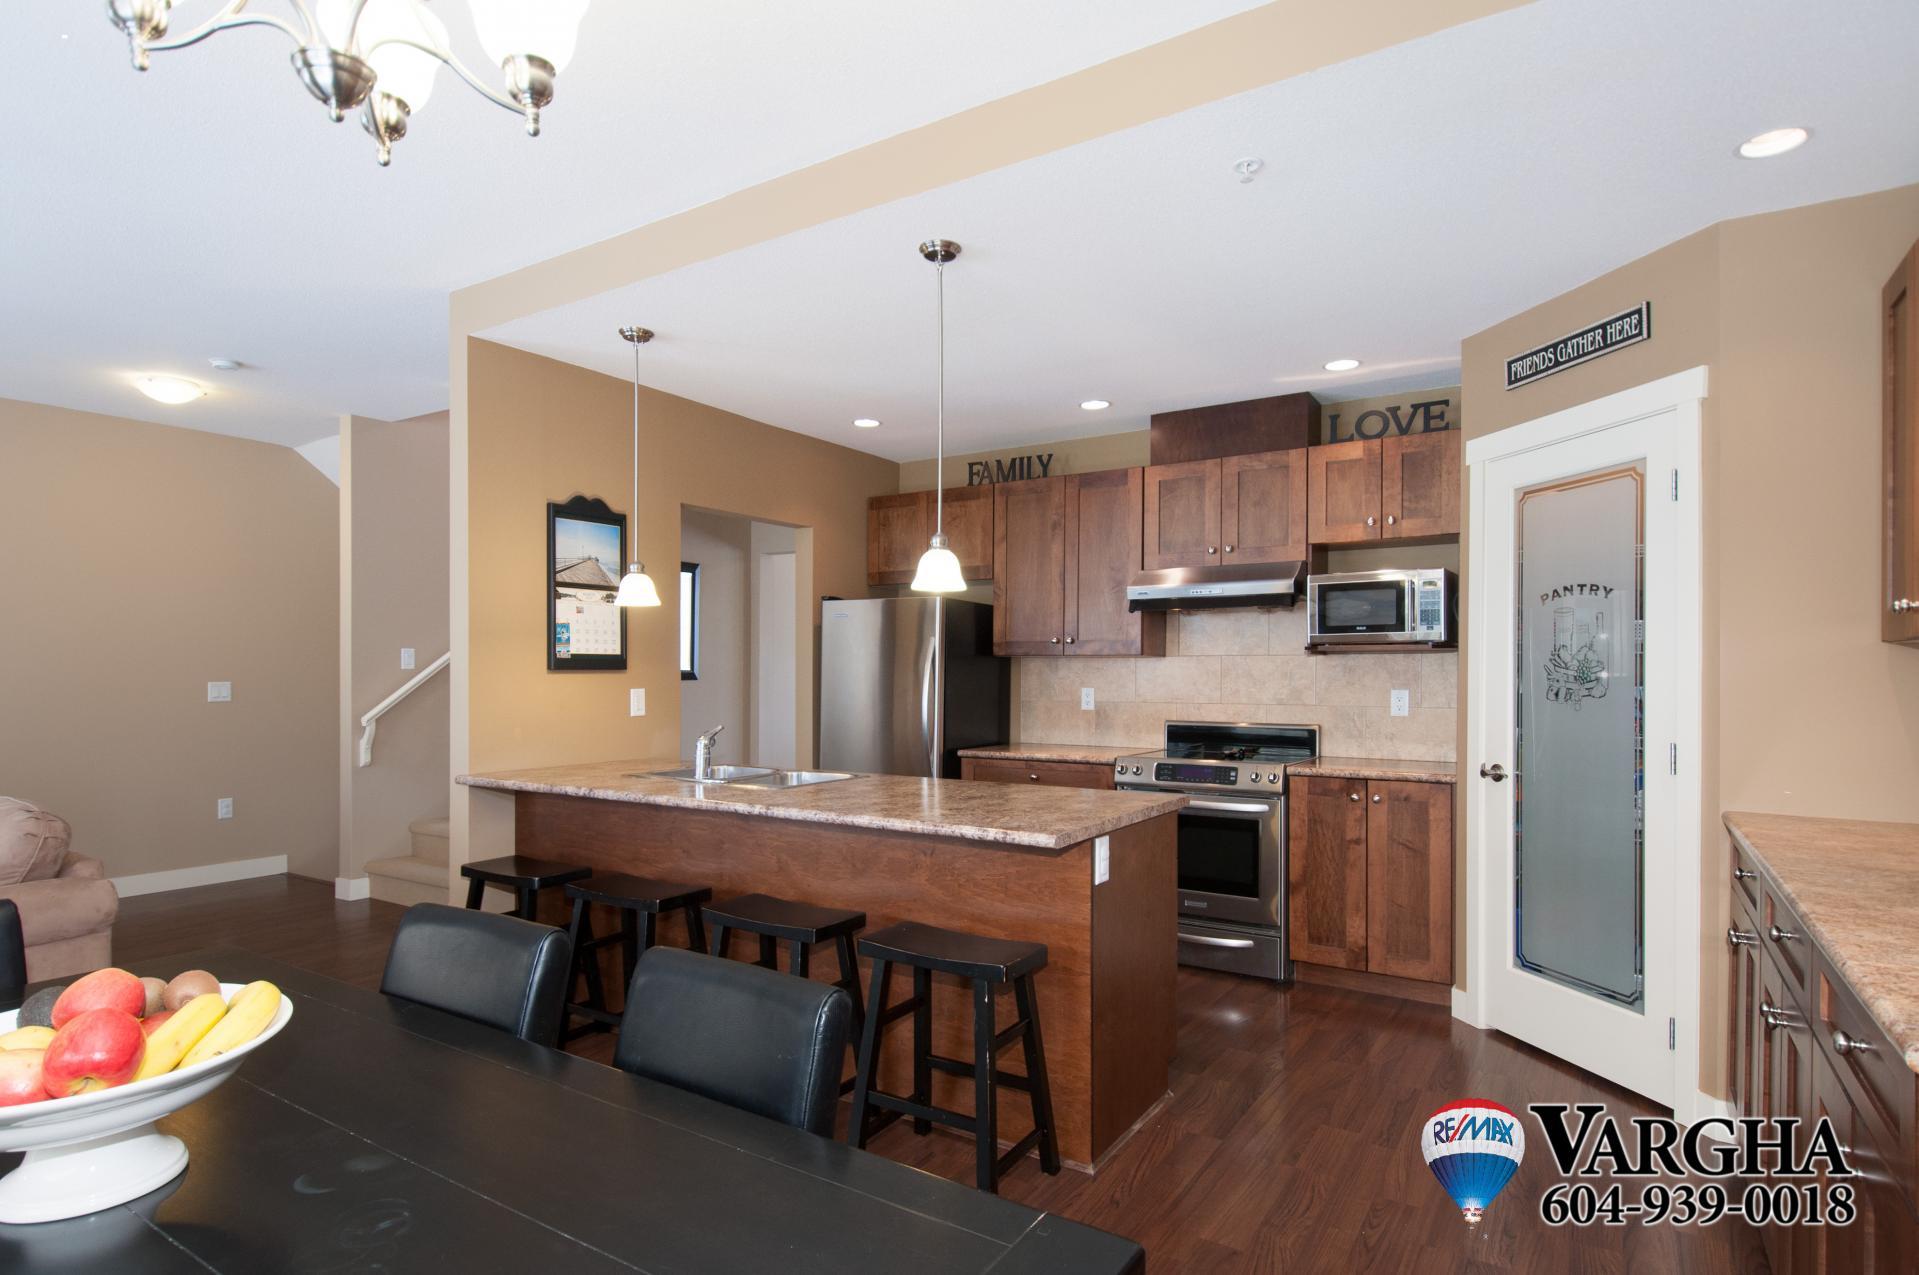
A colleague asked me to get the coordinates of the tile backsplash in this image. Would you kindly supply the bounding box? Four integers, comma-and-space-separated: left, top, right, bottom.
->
1017, 607, 1457, 761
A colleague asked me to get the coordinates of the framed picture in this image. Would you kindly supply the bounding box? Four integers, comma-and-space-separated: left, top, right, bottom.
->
547, 495, 627, 671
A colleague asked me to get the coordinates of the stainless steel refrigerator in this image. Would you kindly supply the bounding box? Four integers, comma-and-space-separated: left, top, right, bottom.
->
818, 597, 1009, 778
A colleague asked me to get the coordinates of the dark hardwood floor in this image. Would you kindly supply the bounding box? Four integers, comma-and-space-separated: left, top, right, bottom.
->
115, 876, 1769, 1274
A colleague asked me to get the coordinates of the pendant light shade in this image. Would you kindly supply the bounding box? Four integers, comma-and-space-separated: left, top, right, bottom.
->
911, 237, 967, 595
616, 325, 662, 608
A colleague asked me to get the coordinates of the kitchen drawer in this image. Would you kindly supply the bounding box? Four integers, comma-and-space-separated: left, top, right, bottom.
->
1815, 949, 1917, 1201
1732, 840, 1764, 913
959, 757, 1116, 790
1762, 881, 1815, 1004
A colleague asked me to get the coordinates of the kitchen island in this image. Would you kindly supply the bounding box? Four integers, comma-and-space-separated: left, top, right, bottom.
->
457, 761, 1184, 1169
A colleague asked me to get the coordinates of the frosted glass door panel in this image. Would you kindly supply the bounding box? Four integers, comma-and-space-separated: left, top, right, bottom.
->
1514, 464, 1644, 1009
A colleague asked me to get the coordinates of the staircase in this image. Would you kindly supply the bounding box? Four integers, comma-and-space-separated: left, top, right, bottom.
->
365, 816, 451, 907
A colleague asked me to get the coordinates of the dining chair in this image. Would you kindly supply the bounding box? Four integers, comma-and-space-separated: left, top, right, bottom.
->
0, 898, 25, 1013
379, 903, 573, 1047
612, 946, 852, 1138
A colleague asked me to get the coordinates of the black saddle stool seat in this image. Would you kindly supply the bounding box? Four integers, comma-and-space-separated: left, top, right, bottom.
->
705, 893, 867, 1088
563, 873, 713, 1039
459, 855, 591, 920
846, 920, 1061, 1193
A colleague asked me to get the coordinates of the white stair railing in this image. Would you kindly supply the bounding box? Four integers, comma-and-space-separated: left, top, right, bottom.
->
358, 652, 449, 767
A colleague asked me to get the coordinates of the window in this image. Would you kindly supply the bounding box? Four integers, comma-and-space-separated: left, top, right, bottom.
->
679, 563, 700, 680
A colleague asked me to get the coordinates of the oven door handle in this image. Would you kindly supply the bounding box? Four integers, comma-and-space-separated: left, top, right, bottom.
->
1183, 799, 1276, 815
1178, 933, 1257, 949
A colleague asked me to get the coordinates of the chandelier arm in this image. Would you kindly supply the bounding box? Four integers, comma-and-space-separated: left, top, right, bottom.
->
342, 0, 375, 49
280, 0, 322, 46
373, 38, 523, 114
146, 10, 308, 54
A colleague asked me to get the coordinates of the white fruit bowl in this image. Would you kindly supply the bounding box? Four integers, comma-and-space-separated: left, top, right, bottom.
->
0, 982, 293, 1224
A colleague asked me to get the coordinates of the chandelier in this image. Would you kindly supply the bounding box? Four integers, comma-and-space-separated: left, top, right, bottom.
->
105, 1, 592, 166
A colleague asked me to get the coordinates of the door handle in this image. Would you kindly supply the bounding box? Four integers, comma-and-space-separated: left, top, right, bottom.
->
1185, 799, 1275, 815
1727, 928, 1758, 947
1479, 763, 1507, 782
1894, 599, 1915, 613
1732, 867, 1756, 881
1831, 1028, 1875, 1056
1768, 924, 1799, 944
1178, 934, 1256, 950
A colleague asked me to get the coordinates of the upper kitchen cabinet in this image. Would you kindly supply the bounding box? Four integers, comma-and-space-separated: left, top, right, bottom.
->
1307, 432, 1460, 545
1144, 449, 1306, 569
1885, 237, 1918, 644
866, 485, 993, 586
995, 469, 1165, 657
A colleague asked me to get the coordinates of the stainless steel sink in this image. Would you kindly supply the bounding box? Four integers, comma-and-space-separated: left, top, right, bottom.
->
640, 765, 777, 784
727, 770, 856, 789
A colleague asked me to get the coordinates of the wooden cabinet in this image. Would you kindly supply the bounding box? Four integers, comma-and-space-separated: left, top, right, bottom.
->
959, 757, 1116, 790
865, 486, 993, 586
1307, 432, 1460, 545
994, 469, 1165, 658
1144, 449, 1306, 569
1884, 238, 1919, 644
1288, 776, 1453, 985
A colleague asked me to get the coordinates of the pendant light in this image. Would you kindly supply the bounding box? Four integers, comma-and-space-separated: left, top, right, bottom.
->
614, 325, 663, 607
910, 238, 967, 594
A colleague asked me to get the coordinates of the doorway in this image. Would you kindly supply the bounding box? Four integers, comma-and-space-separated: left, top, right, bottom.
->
1459, 368, 1705, 1116
677, 509, 801, 769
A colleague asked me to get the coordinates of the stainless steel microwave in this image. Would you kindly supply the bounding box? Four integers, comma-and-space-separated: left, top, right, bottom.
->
1306, 568, 1456, 647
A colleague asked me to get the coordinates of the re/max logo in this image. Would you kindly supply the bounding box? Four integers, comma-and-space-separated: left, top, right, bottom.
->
1435, 1113, 1517, 1145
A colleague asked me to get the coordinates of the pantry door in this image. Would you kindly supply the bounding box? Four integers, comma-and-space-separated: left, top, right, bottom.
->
1461, 368, 1705, 1114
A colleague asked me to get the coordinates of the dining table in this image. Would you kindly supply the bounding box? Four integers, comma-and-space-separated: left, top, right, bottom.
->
0, 948, 1144, 1273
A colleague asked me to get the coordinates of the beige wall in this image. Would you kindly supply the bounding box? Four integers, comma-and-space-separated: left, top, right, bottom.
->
678, 509, 752, 765
1458, 182, 1919, 1097
340, 412, 449, 880
0, 398, 338, 879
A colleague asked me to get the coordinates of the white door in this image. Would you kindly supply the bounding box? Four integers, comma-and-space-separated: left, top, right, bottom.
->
1462, 369, 1704, 1112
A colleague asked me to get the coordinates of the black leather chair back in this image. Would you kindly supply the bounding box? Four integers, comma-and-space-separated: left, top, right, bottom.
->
0, 899, 24, 1013
614, 946, 852, 1137
380, 903, 572, 1047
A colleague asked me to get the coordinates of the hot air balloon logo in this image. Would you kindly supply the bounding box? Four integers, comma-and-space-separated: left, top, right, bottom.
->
1422, 1100, 1525, 1226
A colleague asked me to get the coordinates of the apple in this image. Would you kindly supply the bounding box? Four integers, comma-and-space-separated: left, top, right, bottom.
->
0, 1049, 46, 1107
51, 968, 146, 1028
42, 1009, 146, 1097
140, 1009, 175, 1037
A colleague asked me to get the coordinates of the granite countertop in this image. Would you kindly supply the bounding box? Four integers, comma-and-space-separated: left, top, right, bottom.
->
957, 743, 1145, 765
1287, 756, 1458, 784
1724, 811, 1919, 1074
458, 760, 1184, 852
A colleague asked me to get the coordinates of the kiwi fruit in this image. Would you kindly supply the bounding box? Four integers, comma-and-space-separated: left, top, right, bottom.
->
163, 969, 221, 1011
139, 975, 168, 1017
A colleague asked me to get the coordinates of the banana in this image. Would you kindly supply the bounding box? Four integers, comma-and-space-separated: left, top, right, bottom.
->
180, 981, 280, 1069
134, 992, 226, 1081
0, 1025, 55, 1051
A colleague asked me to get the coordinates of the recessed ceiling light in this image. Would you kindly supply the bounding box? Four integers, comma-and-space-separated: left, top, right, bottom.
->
134, 375, 206, 405
1323, 358, 1361, 372
1080, 399, 1111, 411
852, 417, 881, 428
1738, 127, 1809, 159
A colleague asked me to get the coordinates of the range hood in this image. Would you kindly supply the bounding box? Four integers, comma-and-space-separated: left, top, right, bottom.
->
1126, 561, 1306, 612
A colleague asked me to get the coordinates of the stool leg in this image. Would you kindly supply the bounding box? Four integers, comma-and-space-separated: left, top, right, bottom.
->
911, 966, 932, 1136
709, 921, 728, 959
756, 935, 777, 970
463, 876, 485, 910
516, 886, 537, 921
619, 909, 641, 996
1014, 974, 1061, 1176
787, 938, 810, 978
683, 905, 707, 953
835, 934, 865, 1031
973, 978, 999, 1193
567, 898, 606, 1013
848, 958, 892, 1150
638, 909, 659, 955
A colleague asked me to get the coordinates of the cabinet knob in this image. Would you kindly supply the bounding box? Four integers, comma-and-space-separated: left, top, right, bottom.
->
1727, 927, 1757, 947
1207, 546, 1218, 555
1895, 599, 1916, 613
1366, 516, 1376, 527
1386, 515, 1396, 526
1732, 867, 1756, 881
1371, 793, 1382, 803
1759, 998, 1798, 1032
1831, 1028, 1874, 1055
1348, 792, 1361, 802
1064, 636, 1075, 644
1768, 924, 1799, 944
1029, 773, 1040, 782
1224, 545, 1234, 553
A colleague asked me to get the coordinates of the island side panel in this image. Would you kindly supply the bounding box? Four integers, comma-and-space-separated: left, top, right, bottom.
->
514, 791, 1101, 1166
1091, 812, 1178, 1155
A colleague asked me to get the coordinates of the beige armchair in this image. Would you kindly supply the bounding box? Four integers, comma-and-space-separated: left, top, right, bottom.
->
0, 798, 118, 981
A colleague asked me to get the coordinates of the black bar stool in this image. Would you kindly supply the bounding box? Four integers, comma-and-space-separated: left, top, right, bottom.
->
563, 873, 712, 1039
460, 855, 591, 920
846, 921, 1060, 1194
704, 894, 867, 1086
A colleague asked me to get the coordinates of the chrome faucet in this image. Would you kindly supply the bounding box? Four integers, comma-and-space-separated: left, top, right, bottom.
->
693, 724, 724, 781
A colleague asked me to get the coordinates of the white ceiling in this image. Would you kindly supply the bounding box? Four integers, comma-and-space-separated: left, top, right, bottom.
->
0, 0, 1268, 447
483, 0, 1919, 462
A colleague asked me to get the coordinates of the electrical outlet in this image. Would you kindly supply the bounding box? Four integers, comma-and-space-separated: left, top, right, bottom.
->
400, 647, 416, 670
1390, 688, 1411, 717
1093, 835, 1111, 885
629, 688, 646, 717
1080, 686, 1096, 711
207, 681, 231, 703
216, 797, 233, 820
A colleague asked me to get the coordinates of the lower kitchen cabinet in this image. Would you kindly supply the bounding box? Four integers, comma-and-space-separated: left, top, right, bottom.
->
959, 757, 1115, 790
1288, 776, 1453, 987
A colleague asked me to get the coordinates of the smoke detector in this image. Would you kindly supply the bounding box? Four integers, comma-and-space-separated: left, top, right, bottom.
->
1233, 157, 1264, 184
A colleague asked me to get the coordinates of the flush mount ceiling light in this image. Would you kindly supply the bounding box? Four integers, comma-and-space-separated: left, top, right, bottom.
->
207, 357, 242, 371
1738, 127, 1809, 159
613, 325, 662, 608
852, 418, 881, 429
105, 0, 591, 166
910, 238, 967, 595
134, 374, 206, 404
1079, 399, 1111, 411
1323, 358, 1361, 372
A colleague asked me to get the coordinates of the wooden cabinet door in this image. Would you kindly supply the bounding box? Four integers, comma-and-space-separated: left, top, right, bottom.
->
1220, 448, 1308, 565
1287, 776, 1369, 970
1885, 240, 1919, 644
1381, 430, 1461, 539
1363, 781, 1453, 983
1067, 468, 1163, 656
1728, 912, 1762, 1119
940, 484, 995, 581
867, 492, 929, 585
1142, 459, 1222, 570
1757, 950, 1814, 1275
1307, 439, 1382, 543
992, 476, 1068, 655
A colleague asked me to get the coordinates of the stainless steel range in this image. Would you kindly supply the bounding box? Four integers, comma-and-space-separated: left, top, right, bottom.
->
1112, 720, 1319, 981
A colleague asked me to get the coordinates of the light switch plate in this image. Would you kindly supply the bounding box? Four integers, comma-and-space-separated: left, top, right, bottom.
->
1093, 835, 1110, 885
1390, 688, 1411, 717
400, 647, 416, 670
629, 688, 646, 717
207, 681, 232, 703
216, 797, 233, 820
1080, 686, 1096, 711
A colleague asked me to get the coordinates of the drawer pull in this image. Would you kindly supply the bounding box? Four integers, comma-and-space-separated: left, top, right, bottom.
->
1760, 999, 1799, 1032
1732, 867, 1756, 881
1894, 598, 1915, 613
1179, 933, 1256, 950
1768, 924, 1800, 944
1028, 773, 1040, 782
1831, 1028, 1875, 1056
1727, 928, 1758, 948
